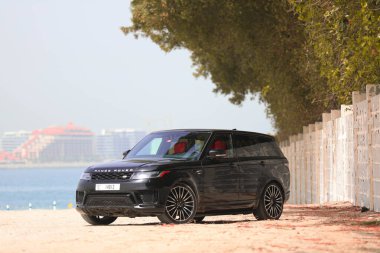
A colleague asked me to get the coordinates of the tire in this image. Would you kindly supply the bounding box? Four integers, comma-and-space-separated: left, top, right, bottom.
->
81, 214, 117, 225
253, 183, 284, 220
158, 183, 197, 224
193, 216, 205, 223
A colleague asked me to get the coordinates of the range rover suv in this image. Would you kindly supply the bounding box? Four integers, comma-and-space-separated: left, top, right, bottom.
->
76, 129, 290, 225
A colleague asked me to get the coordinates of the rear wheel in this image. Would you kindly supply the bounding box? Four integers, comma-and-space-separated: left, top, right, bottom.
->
158, 183, 197, 224
254, 183, 284, 220
81, 214, 117, 225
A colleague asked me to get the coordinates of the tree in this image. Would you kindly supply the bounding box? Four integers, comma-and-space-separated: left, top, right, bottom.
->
122, 0, 379, 140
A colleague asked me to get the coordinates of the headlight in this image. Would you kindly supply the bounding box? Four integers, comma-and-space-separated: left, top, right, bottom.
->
131, 171, 159, 180
131, 171, 170, 180
80, 172, 91, 180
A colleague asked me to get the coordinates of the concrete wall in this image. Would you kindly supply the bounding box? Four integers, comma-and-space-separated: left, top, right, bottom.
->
280, 84, 380, 211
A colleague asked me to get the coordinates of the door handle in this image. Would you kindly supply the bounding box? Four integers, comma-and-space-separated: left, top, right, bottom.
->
195, 169, 203, 175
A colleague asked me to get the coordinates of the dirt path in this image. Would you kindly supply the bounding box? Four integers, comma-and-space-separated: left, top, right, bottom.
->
0, 202, 379, 253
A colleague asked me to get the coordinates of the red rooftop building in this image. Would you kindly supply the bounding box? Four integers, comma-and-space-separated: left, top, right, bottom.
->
12, 123, 94, 163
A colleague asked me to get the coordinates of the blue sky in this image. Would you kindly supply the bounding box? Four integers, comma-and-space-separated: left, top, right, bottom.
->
0, 0, 273, 134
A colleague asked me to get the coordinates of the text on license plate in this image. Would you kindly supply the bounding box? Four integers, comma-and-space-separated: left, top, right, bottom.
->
95, 184, 120, 191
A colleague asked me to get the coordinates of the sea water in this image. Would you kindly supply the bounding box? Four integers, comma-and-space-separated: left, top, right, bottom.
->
0, 167, 85, 210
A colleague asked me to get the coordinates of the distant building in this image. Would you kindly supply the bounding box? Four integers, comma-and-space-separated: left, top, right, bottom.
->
1, 131, 31, 152
0, 125, 148, 164
96, 129, 146, 160
0, 151, 16, 163
14, 123, 95, 163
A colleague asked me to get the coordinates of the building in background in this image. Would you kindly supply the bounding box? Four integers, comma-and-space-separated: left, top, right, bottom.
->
96, 129, 146, 160
1, 131, 31, 152
0, 124, 147, 164
14, 123, 95, 163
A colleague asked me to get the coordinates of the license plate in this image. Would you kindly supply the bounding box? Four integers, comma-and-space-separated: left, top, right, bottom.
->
95, 184, 120, 191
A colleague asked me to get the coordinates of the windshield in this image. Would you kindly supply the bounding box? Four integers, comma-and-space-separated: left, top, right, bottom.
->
126, 131, 211, 160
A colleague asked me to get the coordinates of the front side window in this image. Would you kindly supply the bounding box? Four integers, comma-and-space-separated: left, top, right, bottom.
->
205, 133, 234, 159
126, 131, 211, 160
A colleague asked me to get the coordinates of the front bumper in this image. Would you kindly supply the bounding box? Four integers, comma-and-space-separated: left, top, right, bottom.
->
76, 203, 165, 217
76, 178, 170, 217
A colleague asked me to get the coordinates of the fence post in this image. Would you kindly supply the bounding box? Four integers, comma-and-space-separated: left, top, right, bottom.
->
289, 135, 297, 204
352, 91, 366, 206
366, 84, 380, 212
315, 122, 323, 204
366, 84, 380, 210
303, 126, 309, 204
322, 113, 331, 203
298, 133, 304, 204
309, 124, 316, 204
331, 110, 341, 201
341, 104, 354, 202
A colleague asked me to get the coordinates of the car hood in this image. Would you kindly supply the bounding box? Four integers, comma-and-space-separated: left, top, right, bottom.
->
85, 158, 185, 173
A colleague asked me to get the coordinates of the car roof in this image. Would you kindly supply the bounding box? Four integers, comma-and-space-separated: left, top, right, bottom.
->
151, 129, 275, 139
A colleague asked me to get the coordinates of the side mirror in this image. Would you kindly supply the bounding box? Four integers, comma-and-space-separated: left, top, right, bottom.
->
122, 150, 130, 159
208, 149, 226, 159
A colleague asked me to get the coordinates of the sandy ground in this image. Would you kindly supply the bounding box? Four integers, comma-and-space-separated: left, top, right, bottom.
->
0, 203, 379, 253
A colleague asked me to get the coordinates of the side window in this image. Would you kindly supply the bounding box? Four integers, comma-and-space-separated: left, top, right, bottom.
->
233, 134, 283, 158
233, 134, 260, 158
207, 133, 234, 159
256, 137, 284, 157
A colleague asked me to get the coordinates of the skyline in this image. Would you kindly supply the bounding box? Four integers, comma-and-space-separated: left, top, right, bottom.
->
0, 0, 274, 135
0, 121, 270, 135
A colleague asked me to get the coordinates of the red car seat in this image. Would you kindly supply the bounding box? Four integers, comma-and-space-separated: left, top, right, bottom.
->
174, 141, 187, 154
211, 140, 227, 151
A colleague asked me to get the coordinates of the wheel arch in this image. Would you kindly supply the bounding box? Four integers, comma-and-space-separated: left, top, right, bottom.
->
158, 174, 199, 224
258, 179, 286, 205
167, 171, 200, 206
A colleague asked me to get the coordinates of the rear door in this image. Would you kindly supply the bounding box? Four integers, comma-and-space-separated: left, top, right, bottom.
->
232, 133, 264, 205
200, 133, 240, 210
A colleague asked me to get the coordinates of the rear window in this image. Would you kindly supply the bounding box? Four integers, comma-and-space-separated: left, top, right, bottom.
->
233, 134, 283, 158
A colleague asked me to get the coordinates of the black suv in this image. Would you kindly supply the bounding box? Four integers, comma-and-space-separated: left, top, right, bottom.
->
76, 129, 290, 225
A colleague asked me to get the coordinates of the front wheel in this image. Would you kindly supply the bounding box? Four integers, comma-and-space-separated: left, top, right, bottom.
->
81, 214, 117, 225
254, 183, 284, 220
158, 183, 197, 224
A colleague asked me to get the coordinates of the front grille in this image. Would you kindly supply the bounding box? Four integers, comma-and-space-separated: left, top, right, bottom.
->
91, 172, 133, 181
85, 195, 133, 207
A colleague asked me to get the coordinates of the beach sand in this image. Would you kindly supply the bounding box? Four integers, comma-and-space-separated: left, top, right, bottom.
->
0, 203, 379, 253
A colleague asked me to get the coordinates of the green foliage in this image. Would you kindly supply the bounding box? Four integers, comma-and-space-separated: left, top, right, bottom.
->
291, 0, 380, 104
122, 0, 380, 140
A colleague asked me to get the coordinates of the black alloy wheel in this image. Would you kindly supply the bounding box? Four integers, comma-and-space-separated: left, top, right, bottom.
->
254, 183, 284, 220
158, 183, 197, 224
81, 214, 117, 225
